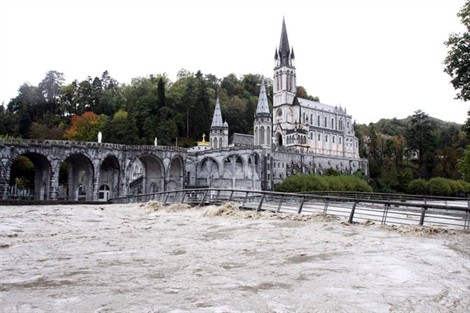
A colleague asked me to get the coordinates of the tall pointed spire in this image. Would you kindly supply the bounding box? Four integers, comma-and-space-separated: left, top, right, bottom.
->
211, 96, 224, 127
256, 78, 270, 115
278, 17, 291, 67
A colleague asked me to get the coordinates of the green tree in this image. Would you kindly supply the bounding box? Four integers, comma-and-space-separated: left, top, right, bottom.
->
38, 70, 65, 115
458, 145, 470, 181
444, 0, 470, 101
406, 110, 437, 178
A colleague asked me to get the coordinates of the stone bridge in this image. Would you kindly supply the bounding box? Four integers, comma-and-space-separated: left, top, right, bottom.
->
0, 139, 268, 201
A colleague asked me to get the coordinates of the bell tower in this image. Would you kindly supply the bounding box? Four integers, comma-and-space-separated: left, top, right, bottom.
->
273, 17, 296, 108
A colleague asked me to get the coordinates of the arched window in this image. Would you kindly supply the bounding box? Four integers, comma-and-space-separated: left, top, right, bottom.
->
317, 115, 321, 126
331, 118, 335, 129
324, 117, 328, 127
260, 126, 265, 145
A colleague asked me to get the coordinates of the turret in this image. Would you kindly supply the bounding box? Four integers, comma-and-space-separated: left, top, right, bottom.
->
209, 95, 228, 149
254, 78, 272, 148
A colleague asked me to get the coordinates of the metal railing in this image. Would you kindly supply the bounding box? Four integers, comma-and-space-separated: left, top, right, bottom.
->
110, 188, 470, 230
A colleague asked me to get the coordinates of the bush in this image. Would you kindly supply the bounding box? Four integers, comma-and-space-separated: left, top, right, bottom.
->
407, 179, 429, 195
428, 177, 452, 196
407, 178, 470, 196
274, 174, 372, 192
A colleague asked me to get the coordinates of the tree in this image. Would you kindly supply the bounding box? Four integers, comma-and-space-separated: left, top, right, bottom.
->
444, 1, 470, 101
38, 70, 65, 115
64, 111, 105, 141
406, 110, 437, 178
458, 145, 470, 181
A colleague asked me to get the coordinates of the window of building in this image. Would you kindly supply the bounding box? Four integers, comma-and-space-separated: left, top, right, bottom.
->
318, 134, 321, 141
333, 136, 335, 143
324, 117, 327, 127
325, 135, 328, 142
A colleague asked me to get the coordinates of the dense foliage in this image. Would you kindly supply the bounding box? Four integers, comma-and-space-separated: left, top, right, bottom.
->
444, 0, 470, 102
274, 174, 373, 193
407, 177, 470, 197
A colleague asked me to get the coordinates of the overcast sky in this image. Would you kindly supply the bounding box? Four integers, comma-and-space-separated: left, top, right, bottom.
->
0, 0, 468, 124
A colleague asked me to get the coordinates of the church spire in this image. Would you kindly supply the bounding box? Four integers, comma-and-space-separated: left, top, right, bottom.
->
211, 96, 224, 127
278, 17, 291, 67
255, 78, 270, 115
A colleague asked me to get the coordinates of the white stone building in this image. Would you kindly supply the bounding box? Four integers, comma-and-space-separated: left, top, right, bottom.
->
199, 18, 367, 190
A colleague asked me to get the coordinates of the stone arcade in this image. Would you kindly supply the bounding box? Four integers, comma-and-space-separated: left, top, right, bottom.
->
0, 19, 368, 201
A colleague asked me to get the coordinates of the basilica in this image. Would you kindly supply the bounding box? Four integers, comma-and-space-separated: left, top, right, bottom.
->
187, 18, 368, 191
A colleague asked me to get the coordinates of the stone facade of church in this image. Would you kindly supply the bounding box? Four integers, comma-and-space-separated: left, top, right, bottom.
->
201, 18, 368, 190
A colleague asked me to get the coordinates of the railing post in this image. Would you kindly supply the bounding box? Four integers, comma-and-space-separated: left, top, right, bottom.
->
199, 190, 209, 206
164, 192, 170, 205
419, 207, 427, 226
277, 196, 283, 212
348, 201, 358, 224
228, 190, 234, 202
298, 197, 305, 214
381, 203, 390, 225
323, 199, 329, 214
242, 191, 249, 209
181, 191, 187, 203
257, 193, 266, 212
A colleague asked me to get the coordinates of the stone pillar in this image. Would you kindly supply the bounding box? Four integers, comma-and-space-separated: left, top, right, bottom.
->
49, 161, 60, 200
0, 162, 9, 200
91, 160, 100, 201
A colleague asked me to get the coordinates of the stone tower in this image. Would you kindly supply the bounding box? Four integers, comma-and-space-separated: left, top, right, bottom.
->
253, 78, 272, 148
272, 18, 301, 148
209, 95, 229, 149
273, 17, 296, 108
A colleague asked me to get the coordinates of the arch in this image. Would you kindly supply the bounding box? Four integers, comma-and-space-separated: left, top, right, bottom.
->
129, 154, 165, 194
197, 156, 219, 187
7, 152, 51, 200
276, 132, 283, 146
59, 153, 94, 201
223, 154, 244, 188
259, 126, 265, 145
99, 154, 120, 200
167, 155, 184, 191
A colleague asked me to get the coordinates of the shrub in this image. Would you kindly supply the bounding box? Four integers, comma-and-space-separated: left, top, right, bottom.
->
428, 177, 452, 196
407, 179, 429, 195
274, 174, 372, 192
